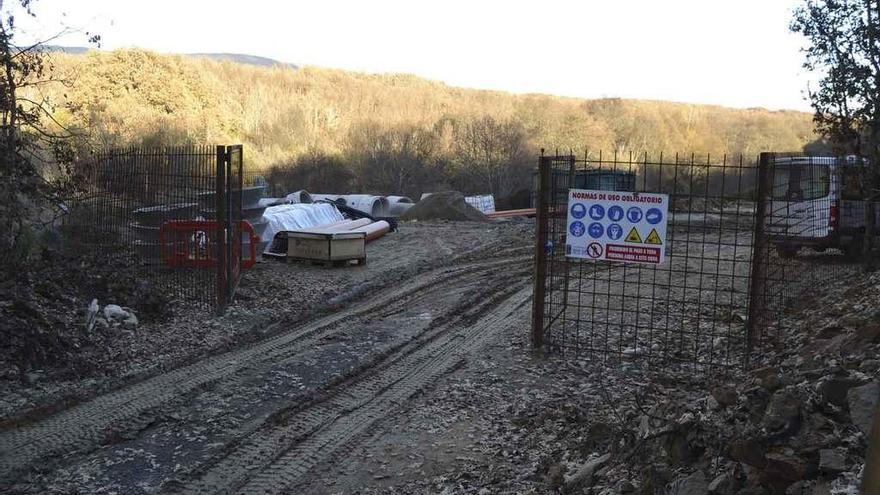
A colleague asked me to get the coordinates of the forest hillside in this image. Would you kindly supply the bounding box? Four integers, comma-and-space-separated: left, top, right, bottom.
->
42, 49, 818, 196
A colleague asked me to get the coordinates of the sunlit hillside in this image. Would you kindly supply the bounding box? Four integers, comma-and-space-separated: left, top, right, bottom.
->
45, 48, 817, 175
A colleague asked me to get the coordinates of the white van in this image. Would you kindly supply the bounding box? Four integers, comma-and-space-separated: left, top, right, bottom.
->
768, 155, 872, 258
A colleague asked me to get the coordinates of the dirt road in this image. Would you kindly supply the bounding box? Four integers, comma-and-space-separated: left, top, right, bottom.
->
1, 221, 534, 494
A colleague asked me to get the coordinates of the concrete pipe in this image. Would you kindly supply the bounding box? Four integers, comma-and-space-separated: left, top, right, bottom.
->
386, 196, 414, 205
311, 194, 347, 206
389, 202, 414, 217
340, 195, 390, 217
285, 190, 312, 204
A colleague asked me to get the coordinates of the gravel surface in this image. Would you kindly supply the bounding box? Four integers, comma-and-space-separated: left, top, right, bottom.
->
0, 220, 532, 426
1, 217, 875, 495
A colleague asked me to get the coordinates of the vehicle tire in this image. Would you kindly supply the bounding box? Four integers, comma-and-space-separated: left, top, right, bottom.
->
777, 246, 798, 259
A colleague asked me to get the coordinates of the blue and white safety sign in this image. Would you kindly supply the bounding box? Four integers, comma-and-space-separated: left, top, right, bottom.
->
565, 189, 669, 265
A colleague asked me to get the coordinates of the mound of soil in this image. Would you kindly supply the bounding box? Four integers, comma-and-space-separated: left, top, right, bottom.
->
401, 191, 487, 222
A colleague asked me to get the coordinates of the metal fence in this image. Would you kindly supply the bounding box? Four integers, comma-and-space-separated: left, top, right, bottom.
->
63, 145, 245, 309
531, 151, 860, 369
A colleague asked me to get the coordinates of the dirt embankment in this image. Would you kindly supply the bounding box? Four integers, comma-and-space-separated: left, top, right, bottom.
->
401, 191, 487, 222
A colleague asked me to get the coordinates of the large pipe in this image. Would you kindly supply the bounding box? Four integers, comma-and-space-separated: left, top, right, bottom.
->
285, 190, 312, 204
389, 202, 414, 217
386, 196, 413, 205
339, 195, 390, 217
334, 218, 372, 231
349, 220, 391, 242
311, 194, 347, 206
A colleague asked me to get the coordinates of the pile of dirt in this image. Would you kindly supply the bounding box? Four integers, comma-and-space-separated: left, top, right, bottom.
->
401, 191, 487, 222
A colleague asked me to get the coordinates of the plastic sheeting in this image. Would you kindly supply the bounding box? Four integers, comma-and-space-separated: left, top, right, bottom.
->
465, 195, 496, 214
261, 203, 345, 252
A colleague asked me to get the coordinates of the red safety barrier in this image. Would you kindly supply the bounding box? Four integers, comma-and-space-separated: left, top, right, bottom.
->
159, 220, 260, 269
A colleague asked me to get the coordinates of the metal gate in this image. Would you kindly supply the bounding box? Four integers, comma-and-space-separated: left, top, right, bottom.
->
532, 151, 763, 367
532, 151, 862, 368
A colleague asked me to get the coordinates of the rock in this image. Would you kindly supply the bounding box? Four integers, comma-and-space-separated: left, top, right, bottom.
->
103, 304, 129, 322
668, 471, 708, 495
123, 313, 139, 329
708, 473, 735, 494
616, 480, 635, 493
760, 453, 805, 491
546, 463, 565, 490
763, 388, 802, 436
817, 376, 861, 408
662, 429, 698, 465
707, 395, 720, 411
847, 381, 879, 436
842, 324, 880, 353
861, 359, 880, 373
818, 449, 846, 474
754, 367, 783, 391
729, 438, 767, 468
85, 298, 99, 332
563, 453, 610, 493
711, 385, 738, 407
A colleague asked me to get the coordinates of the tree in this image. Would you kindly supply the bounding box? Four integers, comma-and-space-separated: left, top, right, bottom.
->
792, 0, 880, 262
0, 0, 98, 266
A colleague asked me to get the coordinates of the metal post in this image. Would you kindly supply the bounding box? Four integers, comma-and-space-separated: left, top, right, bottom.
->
746, 152, 772, 358
216, 145, 228, 310
532, 155, 551, 349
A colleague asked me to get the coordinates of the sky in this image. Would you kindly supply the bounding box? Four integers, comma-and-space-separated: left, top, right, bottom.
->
14, 0, 814, 111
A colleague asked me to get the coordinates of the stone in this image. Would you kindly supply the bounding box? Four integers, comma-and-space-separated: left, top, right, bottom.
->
754, 367, 783, 391
860, 359, 880, 373
563, 453, 610, 493
103, 304, 130, 322
729, 438, 767, 468
707, 396, 720, 411
616, 480, 635, 493
760, 453, 805, 491
847, 381, 880, 436
818, 449, 846, 474
711, 385, 738, 407
817, 376, 861, 409
668, 471, 708, 495
763, 388, 802, 436
708, 473, 735, 494
85, 298, 99, 332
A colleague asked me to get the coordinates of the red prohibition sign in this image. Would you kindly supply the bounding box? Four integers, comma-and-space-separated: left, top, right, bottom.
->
587, 242, 603, 258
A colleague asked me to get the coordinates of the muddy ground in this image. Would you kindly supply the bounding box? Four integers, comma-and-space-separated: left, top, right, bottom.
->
0, 218, 875, 494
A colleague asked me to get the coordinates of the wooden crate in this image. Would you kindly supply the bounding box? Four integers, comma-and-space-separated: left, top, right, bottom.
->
285, 231, 366, 265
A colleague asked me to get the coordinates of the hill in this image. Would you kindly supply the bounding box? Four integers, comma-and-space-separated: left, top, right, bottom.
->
39, 49, 818, 196
44, 46, 296, 68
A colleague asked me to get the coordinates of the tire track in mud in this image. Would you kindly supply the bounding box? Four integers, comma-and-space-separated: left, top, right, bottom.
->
0, 254, 530, 484
171, 279, 533, 495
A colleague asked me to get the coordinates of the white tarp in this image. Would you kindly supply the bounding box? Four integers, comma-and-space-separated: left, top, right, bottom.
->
261, 203, 345, 252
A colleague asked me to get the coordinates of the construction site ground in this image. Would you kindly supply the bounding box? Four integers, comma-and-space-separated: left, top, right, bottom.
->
1, 219, 538, 493
1, 218, 872, 494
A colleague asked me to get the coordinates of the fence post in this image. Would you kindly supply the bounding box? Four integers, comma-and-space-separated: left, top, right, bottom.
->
532, 155, 551, 349
746, 152, 772, 359
216, 145, 228, 310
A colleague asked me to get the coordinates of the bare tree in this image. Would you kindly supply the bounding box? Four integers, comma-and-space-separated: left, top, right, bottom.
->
0, 0, 98, 265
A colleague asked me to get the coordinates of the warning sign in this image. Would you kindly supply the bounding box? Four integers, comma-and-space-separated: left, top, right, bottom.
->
564, 189, 669, 265
645, 228, 663, 245
625, 227, 643, 244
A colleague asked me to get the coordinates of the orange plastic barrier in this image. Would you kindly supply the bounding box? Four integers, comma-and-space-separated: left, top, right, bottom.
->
159, 220, 260, 269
